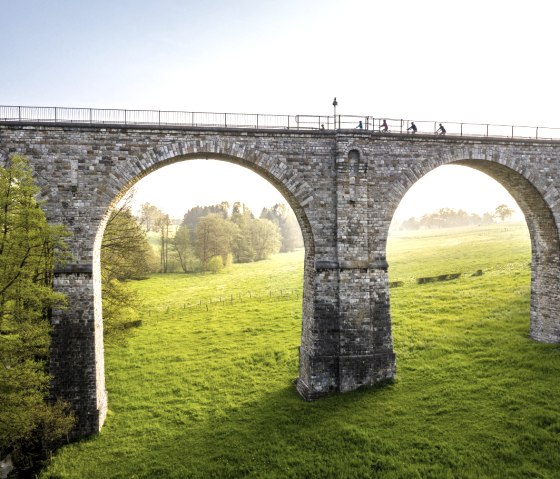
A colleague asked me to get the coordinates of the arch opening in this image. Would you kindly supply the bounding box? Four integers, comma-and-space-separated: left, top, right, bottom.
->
387, 161, 560, 349
90, 152, 317, 432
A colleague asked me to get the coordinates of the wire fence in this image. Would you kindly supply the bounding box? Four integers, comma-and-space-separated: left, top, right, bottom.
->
2, 105, 560, 140
143, 287, 302, 318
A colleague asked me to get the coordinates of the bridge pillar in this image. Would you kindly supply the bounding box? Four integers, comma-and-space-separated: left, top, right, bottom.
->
297, 142, 396, 399
529, 245, 560, 343
50, 265, 107, 438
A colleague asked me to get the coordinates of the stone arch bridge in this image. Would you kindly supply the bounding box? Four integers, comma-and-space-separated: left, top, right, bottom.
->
1, 119, 560, 438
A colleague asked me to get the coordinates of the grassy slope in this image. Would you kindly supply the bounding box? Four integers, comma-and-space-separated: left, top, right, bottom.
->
43, 224, 560, 479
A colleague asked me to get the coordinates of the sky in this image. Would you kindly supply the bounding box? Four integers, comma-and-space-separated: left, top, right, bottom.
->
2, 0, 558, 221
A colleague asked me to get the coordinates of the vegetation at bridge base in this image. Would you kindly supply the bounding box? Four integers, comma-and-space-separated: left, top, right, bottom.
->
0, 155, 74, 477
101, 198, 158, 340
42, 223, 560, 479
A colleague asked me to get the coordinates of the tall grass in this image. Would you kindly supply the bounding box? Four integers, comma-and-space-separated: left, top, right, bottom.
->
43, 223, 560, 478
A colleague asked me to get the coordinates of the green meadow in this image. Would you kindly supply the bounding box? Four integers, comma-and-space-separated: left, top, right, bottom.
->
43, 223, 560, 479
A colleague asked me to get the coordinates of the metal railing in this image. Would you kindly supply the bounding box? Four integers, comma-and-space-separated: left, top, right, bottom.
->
2, 105, 560, 140
0, 106, 298, 130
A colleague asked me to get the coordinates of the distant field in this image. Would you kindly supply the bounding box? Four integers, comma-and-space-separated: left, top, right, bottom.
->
43, 223, 560, 479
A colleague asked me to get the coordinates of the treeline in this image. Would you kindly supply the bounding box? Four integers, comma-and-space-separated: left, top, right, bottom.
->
399, 205, 515, 231
138, 201, 303, 273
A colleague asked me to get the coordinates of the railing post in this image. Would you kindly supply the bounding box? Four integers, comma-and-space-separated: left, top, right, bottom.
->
89, 108, 92, 124
511, 125, 514, 138
256, 114, 259, 129
18, 106, 21, 122
460, 123, 463, 136
158, 110, 161, 126
54, 107, 57, 123
224, 113, 227, 128
536, 127, 539, 139
124, 109, 127, 125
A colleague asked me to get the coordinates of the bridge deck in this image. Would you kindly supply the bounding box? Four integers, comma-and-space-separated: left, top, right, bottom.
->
2, 105, 560, 141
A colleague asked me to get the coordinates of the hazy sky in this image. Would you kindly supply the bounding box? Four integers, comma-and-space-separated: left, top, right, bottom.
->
2, 0, 558, 220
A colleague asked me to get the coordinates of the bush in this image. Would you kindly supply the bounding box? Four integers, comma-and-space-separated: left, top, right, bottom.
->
207, 256, 224, 274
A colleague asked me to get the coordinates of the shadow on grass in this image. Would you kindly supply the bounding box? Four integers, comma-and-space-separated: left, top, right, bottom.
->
178, 380, 399, 479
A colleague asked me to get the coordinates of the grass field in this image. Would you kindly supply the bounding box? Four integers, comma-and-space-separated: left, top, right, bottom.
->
42, 223, 560, 478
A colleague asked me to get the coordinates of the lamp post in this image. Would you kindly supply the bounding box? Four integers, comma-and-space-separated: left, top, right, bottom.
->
332, 97, 338, 129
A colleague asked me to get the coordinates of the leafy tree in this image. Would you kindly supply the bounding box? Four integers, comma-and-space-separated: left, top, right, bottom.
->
260, 203, 302, 252
102, 200, 157, 282
139, 202, 165, 232
182, 202, 230, 243
401, 217, 420, 230
172, 224, 198, 273
195, 214, 239, 268
101, 197, 158, 336
157, 213, 171, 273
249, 218, 281, 261
0, 155, 74, 475
231, 201, 253, 224
494, 204, 515, 222
231, 203, 256, 263
481, 212, 495, 225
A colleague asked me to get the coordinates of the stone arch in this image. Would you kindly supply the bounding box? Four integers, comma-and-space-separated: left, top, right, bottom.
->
93, 139, 317, 329
99, 138, 315, 250
385, 145, 560, 343
89, 139, 318, 431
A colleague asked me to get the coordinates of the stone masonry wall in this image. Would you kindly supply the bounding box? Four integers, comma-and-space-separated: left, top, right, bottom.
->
1, 123, 560, 438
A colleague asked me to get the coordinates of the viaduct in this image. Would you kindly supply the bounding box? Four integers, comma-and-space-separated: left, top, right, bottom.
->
1, 108, 560, 438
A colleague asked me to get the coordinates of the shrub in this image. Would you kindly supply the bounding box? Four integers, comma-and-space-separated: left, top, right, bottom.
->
207, 256, 224, 274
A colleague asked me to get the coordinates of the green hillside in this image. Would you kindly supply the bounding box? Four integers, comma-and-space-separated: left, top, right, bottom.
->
43, 223, 560, 479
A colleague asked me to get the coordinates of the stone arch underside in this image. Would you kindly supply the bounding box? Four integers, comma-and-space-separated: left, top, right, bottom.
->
385, 150, 560, 344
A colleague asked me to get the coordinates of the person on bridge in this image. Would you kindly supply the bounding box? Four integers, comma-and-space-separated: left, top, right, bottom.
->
356, 120, 363, 129
407, 122, 417, 134
436, 123, 446, 135
380, 119, 388, 132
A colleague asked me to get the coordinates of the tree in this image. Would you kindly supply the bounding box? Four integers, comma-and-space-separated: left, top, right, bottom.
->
279, 212, 302, 252
249, 218, 281, 261
0, 155, 74, 475
195, 214, 239, 268
260, 203, 303, 252
157, 213, 171, 273
172, 224, 198, 273
494, 204, 514, 222
139, 202, 165, 232
102, 199, 157, 282
481, 212, 495, 225
182, 202, 230, 243
101, 196, 158, 335
231, 203, 256, 263
401, 217, 420, 230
